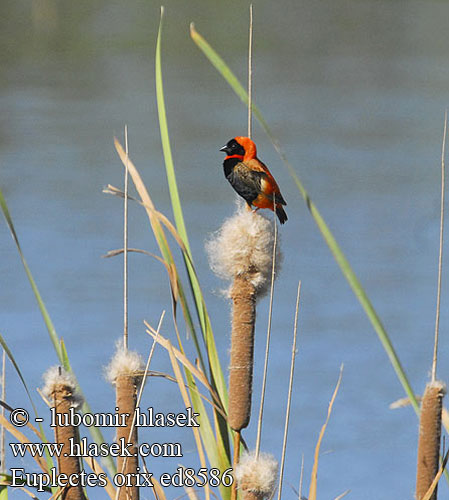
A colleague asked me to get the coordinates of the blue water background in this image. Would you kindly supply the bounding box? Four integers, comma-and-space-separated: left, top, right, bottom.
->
1, 1, 449, 498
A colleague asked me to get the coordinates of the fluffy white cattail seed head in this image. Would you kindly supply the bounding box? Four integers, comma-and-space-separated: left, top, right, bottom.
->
206, 206, 282, 298
42, 366, 83, 408
105, 341, 144, 384
235, 450, 278, 499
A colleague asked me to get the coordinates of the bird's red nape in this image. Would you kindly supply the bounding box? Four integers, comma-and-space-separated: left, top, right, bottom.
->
234, 136, 257, 161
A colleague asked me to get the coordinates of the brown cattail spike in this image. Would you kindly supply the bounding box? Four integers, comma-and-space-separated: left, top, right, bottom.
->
43, 367, 86, 500
116, 373, 141, 500
106, 345, 143, 500
416, 380, 446, 500
228, 275, 256, 431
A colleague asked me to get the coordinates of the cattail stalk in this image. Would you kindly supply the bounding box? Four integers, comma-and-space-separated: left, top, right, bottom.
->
44, 368, 86, 500
116, 373, 141, 500
206, 208, 281, 500
416, 381, 445, 500
106, 346, 143, 500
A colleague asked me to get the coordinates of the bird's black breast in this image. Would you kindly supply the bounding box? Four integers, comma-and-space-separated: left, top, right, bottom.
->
223, 157, 241, 177
223, 157, 260, 205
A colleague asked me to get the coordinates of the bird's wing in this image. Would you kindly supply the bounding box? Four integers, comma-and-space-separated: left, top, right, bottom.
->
230, 162, 267, 200
245, 158, 287, 205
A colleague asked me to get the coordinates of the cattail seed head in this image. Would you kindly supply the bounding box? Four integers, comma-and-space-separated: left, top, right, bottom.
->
206, 205, 281, 298
42, 366, 83, 408
105, 341, 144, 384
235, 450, 278, 500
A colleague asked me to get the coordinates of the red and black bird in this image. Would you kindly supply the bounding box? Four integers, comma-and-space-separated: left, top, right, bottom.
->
220, 136, 288, 224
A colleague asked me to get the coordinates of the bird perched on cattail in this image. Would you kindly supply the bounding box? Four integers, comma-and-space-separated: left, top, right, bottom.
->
220, 137, 288, 224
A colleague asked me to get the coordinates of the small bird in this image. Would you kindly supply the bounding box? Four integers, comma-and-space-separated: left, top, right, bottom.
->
220, 136, 288, 224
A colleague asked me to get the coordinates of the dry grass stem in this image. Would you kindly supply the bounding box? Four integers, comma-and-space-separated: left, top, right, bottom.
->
298, 454, 304, 500
123, 125, 129, 351
255, 198, 278, 457
308, 365, 343, 500
0, 413, 47, 473
247, 4, 253, 140
277, 281, 301, 500
333, 490, 351, 500
432, 110, 447, 382
416, 381, 446, 500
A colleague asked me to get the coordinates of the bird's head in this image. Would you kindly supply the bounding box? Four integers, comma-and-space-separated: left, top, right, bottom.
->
220, 136, 257, 160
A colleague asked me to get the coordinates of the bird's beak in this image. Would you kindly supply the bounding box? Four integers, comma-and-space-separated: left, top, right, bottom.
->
220, 144, 229, 153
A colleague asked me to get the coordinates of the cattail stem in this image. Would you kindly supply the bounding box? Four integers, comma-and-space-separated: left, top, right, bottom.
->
123, 125, 129, 351
51, 381, 87, 500
116, 373, 141, 500
247, 4, 253, 140
416, 381, 445, 500
229, 275, 257, 431
231, 431, 242, 500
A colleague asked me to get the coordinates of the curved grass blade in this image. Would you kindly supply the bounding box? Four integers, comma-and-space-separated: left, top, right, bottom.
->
0, 333, 56, 482
0, 189, 62, 361
0, 190, 116, 478
156, 10, 228, 409
190, 26, 419, 414
0, 334, 40, 418
0, 473, 51, 494
309, 366, 343, 500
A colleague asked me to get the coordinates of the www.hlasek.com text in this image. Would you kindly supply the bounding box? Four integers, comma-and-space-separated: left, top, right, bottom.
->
10, 437, 183, 459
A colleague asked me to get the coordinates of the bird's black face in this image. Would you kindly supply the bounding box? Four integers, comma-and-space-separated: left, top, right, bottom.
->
220, 138, 245, 156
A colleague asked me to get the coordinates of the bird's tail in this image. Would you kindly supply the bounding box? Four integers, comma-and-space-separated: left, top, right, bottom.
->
276, 204, 288, 224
